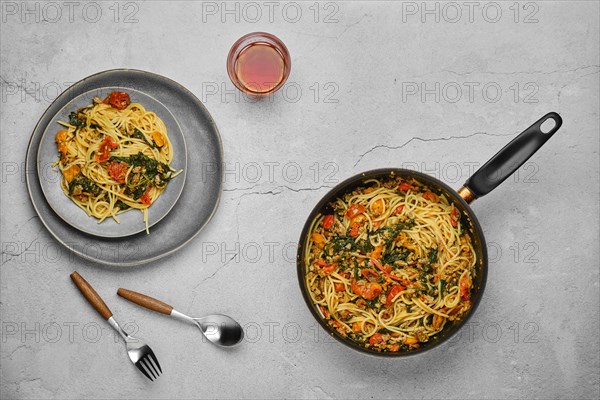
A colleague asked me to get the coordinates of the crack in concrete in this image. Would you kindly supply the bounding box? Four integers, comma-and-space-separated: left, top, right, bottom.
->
0, 74, 40, 103
353, 131, 513, 167
556, 69, 600, 112
1, 232, 43, 265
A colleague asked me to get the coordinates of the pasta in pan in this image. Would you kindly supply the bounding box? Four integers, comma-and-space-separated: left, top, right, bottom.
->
304, 176, 476, 353
53, 91, 182, 233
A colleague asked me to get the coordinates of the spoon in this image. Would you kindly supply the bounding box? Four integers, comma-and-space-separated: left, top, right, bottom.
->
117, 288, 244, 347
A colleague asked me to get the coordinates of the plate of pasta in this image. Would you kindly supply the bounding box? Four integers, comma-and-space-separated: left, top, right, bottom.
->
37, 88, 187, 237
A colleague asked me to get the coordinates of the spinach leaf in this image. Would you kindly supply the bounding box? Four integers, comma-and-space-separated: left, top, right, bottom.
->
115, 200, 130, 210
131, 128, 155, 148
69, 175, 101, 196
68, 112, 85, 133
425, 247, 438, 269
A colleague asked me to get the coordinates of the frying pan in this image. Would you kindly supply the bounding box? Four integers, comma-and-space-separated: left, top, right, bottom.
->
297, 112, 563, 357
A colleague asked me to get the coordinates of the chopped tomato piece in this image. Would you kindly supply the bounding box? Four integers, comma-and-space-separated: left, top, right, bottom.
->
334, 282, 345, 292
362, 282, 382, 300
392, 204, 405, 215
361, 269, 379, 282
369, 333, 384, 345
55, 130, 68, 142
388, 343, 400, 352
320, 306, 330, 319
107, 161, 128, 184
351, 279, 364, 297
151, 131, 165, 147
369, 245, 383, 260
63, 165, 80, 183
351, 279, 382, 300
345, 204, 366, 219
404, 337, 418, 345
322, 264, 337, 274
95, 136, 118, 163
349, 224, 360, 237
371, 199, 384, 214
370, 258, 390, 274
104, 91, 131, 110
398, 182, 412, 192
459, 275, 472, 301
332, 320, 345, 332
315, 260, 337, 274
311, 233, 326, 247
352, 322, 362, 333
450, 207, 460, 227
371, 258, 403, 283
386, 285, 405, 305
322, 215, 335, 230
140, 189, 152, 205
422, 191, 439, 202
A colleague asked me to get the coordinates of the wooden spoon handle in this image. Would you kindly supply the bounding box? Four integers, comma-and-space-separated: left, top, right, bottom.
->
117, 288, 173, 315
70, 272, 113, 320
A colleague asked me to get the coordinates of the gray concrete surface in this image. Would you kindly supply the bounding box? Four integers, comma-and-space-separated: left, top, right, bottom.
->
1, 1, 599, 399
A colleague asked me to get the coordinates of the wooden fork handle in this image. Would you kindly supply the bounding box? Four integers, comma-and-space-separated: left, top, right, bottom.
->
117, 288, 173, 315
70, 272, 113, 320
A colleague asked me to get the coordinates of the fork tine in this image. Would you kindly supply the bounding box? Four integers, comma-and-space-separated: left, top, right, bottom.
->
148, 349, 162, 373
143, 355, 160, 378
135, 361, 154, 381
143, 358, 157, 380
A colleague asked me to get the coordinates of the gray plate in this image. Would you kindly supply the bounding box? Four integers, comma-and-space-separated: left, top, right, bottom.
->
26, 69, 223, 267
37, 87, 187, 237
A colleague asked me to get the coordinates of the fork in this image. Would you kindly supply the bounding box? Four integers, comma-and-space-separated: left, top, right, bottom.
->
70, 272, 162, 381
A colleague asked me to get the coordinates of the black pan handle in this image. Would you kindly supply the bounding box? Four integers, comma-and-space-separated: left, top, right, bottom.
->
460, 112, 562, 203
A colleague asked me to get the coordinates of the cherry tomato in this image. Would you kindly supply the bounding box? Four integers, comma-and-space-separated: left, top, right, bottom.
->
392, 204, 405, 215
450, 208, 460, 227
369, 245, 383, 260
386, 285, 405, 305
140, 189, 152, 205
459, 276, 471, 301
104, 91, 131, 110
361, 269, 379, 282
322, 215, 335, 229
349, 224, 360, 237
96, 136, 118, 163
422, 191, 439, 202
315, 260, 337, 274
369, 333, 384, 345
351, 279, 364, 297
362, 282, 382, 300
332, 320, 345, 332
388, 343, 400, 352
107, 161, 128, 184
398, 182, 412, 192
322, 264, 337, 274
345, 204, 366, 219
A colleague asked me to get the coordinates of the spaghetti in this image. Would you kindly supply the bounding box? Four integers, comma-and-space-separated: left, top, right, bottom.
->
304, 175, 476, 353
53, 91, 182, 233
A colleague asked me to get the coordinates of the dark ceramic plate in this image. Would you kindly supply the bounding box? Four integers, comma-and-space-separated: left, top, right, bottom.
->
26, 69, 223, 266
37, 87, 187, 237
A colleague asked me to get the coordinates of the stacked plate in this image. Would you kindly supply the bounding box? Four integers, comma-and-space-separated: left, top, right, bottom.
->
26, 69, 223, 266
